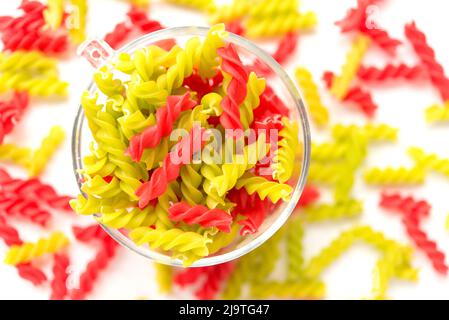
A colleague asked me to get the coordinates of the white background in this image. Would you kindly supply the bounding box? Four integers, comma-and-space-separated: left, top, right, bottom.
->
1, 0, 449, 299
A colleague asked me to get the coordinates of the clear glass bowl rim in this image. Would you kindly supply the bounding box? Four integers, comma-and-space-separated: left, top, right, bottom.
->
72, 26, 311, 267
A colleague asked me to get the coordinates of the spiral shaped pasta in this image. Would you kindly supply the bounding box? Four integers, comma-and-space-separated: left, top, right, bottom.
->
272, 117, 299, 183
303, 200, 363, 222
295, 67, 329, 126
44, 0, 64, 30
211, 135, 268, 197
240, 72, 265, 129
308, 163, 346, 185
5, 232, 70, 265
155, 37, 201, 93
331, 34, 370, 100
408, 146, 449, 177
197, 24, 228, 79
425, 102, 449, 123
28, 126, 65, 177
311, 142, 350, 162
287, 217, 304, 280
0, 72, 68, 97
0, 144, 32, 168
81, 176, 124, 199
129, 228, 210, 266
250, 280, 326, 299
0, 51, 57, 74
94, 66, 125, 97
236, 172, 293, 203
364, 166, 426, 185
69, 0, 88, 43
180, 163, 204, 205
208, 1, 250, 24
332, 123, 399, 142
169, 202, 232, 232
245, 12, 317, 38
99, 205, 155, 229
249, 0, 298, 18
165, 0, 215, 12
207, 223, 240, 255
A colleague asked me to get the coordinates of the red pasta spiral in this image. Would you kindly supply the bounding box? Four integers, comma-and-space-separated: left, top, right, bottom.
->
72, 225, 108, 243
136, 126, 206, 208
104, 22, 132, 49
0, 192, 51, 226
323, 71, 378, 118
253, 85, 290, 120
2, 28, 69, 54
0, 1, 46, 33
358, 64, 427, 82
70, 237, 118, 300
169, 202, 233, 233
225, 20, 244, 36
380, 192, 448, 275
405, 22, 449, 101
362, 27, 401, 55
128, 93, 197, 162
0, 92, 29, 144
50, 253, 70, 300
174, 267, 208, 287
195, 262, 234, 300
0, 168, 72, 212
0, 215, 47, 285
0, 215, 22, 246
183, 71, 223, 101
217, 44, 248, 131
335, 0, 377, 32
127, 7, 164, 34
296, 185, 321, 208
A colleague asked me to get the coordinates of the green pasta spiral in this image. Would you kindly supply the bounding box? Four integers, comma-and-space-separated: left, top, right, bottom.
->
236, 172, 293, 203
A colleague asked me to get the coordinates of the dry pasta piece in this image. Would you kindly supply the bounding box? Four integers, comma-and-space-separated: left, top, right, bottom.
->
331, 34, 370, 100
272, 117, 299, 183
4, 232, 70, 266
295, 67, 329, 127
28, 126, 66, 177
408, 146, 449, 177
0, 144, 32, 168
235, 172, 293, 203
363, 166, 426, 185
425, 102, 449, 123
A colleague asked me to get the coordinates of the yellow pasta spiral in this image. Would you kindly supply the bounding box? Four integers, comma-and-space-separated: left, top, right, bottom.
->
425, 102, 449, 123
82, 144, 116, 177
28, 126, 65, 177
245, 12, 317, 38
94, 66, 125, 97
331, 34, 370, 100
99, 206, 155, 229
155, 37, 201, 93
70, 194, 129, 215
126, 0, 150, 7
250, 280, 326, 299
303, 199, 363, 222
180, 163, 205, 205
308, 162, 346, 185
201, 161, 228, 209
5, 232, 69, 265
311, 142, 350, 162
287, 217, 304, 280
208, 1, 250, 24
154, 263, 173, 294
363, 166, 425, 185
207, 223, 240, 255
332, 123, 399, 142
0, 144, 32, 168
249, 0, 298, 18
272, 117, 299, 183
0, 51, 57, 73
81, 176, 124, 199
408, 146, 449, 177
211, 135, 269, 197
68, 0, 88, 43
295, 67, 329, 126
198, 24, 228, 79
0, 72, 68, 97
235, 172, 293, 203
201, 92, 223, 117
92, 110, 148, 199
239, 72, 265, 129
165, 0, 215, 12
129, 228, 210, 267
44, 0, 65, 30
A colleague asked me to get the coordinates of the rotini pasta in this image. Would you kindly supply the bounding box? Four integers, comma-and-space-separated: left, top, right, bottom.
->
363, 166, 426, 185
272, 117, 299, 183
0, 144, 32, 168
235, 172, 293, 203
331, 34, 370, 100
295, 67, 329, 126
28, 126, 65, 177
5, 232, 69, 265
303, 199, 363, 222
425, 102, 449, 123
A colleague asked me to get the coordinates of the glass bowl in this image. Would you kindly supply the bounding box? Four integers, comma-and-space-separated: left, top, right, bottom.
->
72, 26, 311, 267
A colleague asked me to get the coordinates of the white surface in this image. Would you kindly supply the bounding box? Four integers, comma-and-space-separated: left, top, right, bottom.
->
1, 0, 449, 300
